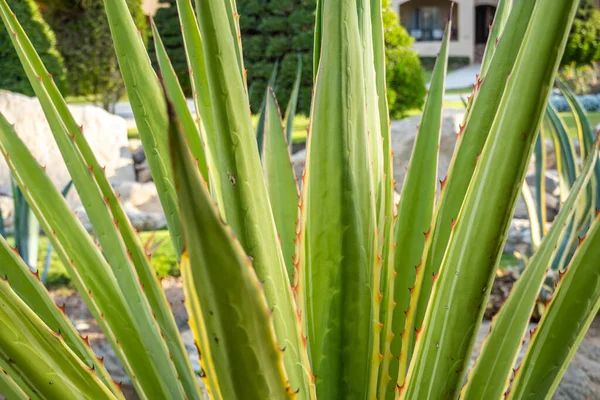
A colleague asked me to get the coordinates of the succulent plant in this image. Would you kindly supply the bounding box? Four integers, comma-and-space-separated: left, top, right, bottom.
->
0, 0, 598, 399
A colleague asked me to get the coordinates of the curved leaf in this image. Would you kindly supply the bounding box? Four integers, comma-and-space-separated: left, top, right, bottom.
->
284, 55, 303, 146
509, 206, 600, 399
262, 88, 299, 281
102, 0, 183, 256
462, 140, 598, 400
299, 0, 378, 397
413, 0, 537, 333
193, 0, 314, 396
403, 1, 579, 397
170, 106, 293, 400
0, 278, 115, 399
0, 236, 123, 398
379, 18, 450, 399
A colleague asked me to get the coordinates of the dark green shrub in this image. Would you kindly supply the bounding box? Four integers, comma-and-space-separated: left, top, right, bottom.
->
148, 0, 193, 97
239, 0, 315, 115
383, 0, 425, 118
41, 0, 148, 109
0, 0, 66, 95
562, 0, 600, 66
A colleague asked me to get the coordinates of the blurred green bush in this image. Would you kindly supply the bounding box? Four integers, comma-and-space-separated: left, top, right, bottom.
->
41, 0, 147, 109
0, 0, 66, 95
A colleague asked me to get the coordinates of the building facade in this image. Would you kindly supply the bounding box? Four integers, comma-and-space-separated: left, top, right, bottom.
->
391, 0, 500, 63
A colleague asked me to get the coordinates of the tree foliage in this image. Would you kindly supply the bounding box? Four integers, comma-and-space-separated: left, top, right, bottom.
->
238, 0, 315, 115
41, 0, 148, 109
0, 0, 65, 95
562, 0, 600, 66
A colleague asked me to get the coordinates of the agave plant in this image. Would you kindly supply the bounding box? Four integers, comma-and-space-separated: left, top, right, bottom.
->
0, 0, 597, 399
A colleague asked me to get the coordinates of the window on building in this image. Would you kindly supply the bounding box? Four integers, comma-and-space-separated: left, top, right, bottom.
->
405, 5, 458, 42
475, 6, 496, 44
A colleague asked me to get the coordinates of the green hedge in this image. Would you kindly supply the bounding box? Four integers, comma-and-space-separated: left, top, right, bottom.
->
0, 0, 66, 96
562, 0, 600, 66
41, 0, 148, 108
239, 0, 315, 115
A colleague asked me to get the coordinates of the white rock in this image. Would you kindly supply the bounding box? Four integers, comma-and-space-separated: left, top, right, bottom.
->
113, 181, 161, 213
0, 196, 13, 219
291, 149, 306, 186
128, 138, 142, 153
0, 90, 135, 205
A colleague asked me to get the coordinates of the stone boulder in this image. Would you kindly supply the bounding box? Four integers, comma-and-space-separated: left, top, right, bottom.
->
391, 109, 464, 190
291, 149, 306, 185
0, 90, 135, 204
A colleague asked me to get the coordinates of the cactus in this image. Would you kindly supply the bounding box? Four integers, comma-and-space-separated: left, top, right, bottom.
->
0, 0, 598, 399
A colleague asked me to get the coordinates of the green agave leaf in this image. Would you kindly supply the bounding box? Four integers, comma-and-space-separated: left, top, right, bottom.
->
462, 140, 598, 400
176, 0, 224, 209
262, 88, 298, 282
0, 236, 123, 398
0, 365, 28, 400
0, 4, 199, 397
284, 55, 303, 146
169, 105, 293, 400
403, 0, 579, 398
256, 62, 279, 154
479, 0, 512, 76
313, 0, 324, 77
0, 113, 182, 399
521, 181, 542, 250
379, 18, 450, 400
193, 0, 313, 397
2, 3, 200, 398
152, 21, 209, 184
41, 181, 74, 285
546, 105, 579, 271
534, 133, 548, 236
12, 183, 38, 270
557, 79, 600, 213
0, 359, 36, 400
509, 202, 600, 399
299, 0, 377, 397
223, 0, 246, 87
358, 0, 383, 227
373, 0, 396, 396
0, 278, 115, 399
413, 0, 537, 336
102, 0, 183, 256
356, 6, 388, 393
